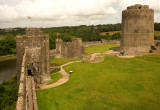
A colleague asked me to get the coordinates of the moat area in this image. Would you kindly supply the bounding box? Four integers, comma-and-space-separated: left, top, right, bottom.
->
0, 59, 16, 83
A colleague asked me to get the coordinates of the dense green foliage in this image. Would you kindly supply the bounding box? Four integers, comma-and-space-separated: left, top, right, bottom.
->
0, 23, 159, 55
0, 74, 18, 110
0, 35, 16, 56
43, 24, 122, 49
37, 55, 160, 110
154, 23, 160, 31
0, 28, 25, 56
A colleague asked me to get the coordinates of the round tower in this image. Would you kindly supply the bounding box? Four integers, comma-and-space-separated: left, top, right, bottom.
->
120, 4, 154, 54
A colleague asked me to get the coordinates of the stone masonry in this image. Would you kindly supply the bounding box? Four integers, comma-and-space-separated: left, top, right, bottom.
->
120, 4, 154, 54
16, 28, 51, 88
50, 38, 85, 58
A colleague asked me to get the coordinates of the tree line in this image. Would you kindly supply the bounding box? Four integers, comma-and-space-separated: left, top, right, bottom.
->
0, 23, 160, 56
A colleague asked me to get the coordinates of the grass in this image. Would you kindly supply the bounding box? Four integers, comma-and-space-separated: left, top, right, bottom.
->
154, 31, 160, 36
37, 55, 160, 110
85, 44, 120, 53
0, 55, 16, 62
50, 58, 81, 66
47, 73, 62, 85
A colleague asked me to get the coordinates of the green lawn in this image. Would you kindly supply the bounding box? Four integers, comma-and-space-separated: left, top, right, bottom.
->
50, 58, 81, 66
154, 31, 160, 36
85, 44, 120, 53
37, 55, 160, 110
47, 73, 62, 85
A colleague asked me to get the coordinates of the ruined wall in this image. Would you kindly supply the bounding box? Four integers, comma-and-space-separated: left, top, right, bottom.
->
52, 38, 85, 58
16, 53, 38, 110
120, 4, 154, 53
16, 28, 50, 88
50, 39, 120, 58
83, 39, 120, 48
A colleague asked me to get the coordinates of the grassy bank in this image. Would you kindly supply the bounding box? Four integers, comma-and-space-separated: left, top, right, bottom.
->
37, 55, 160, 110
85, 44, 120, 53
47, 73, 62, 85
0, 73, 18, 110
0, 55, 16, 62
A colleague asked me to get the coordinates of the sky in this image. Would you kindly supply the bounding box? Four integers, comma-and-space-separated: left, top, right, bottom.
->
0, 0, 159, 28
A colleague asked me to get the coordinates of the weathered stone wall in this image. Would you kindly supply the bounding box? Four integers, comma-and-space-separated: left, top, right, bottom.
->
83, 39, 120, 48
16, 53, 38, 110
16, 28, 50, 88
50, 39, 120, 58
120, 4, 154, 53
51, 38, 85, 58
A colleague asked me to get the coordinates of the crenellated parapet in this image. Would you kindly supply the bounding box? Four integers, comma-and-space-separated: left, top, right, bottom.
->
122, 4, 154, 19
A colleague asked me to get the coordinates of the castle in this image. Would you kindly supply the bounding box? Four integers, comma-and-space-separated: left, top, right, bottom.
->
120, 4, 154, 53
15, 4, 157, 110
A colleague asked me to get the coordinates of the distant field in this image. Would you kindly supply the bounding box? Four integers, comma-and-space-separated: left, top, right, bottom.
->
154, 31, 160, 36
50, 58, 81, 66
101, 31, 160, 36
100, 31, 121, 36
85, 44, 120, 53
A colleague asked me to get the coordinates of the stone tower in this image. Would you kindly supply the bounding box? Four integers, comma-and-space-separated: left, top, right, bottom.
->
120, 4, 154, 53
16, 28, 50, 88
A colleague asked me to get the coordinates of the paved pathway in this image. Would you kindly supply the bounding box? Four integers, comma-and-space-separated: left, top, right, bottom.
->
41, 61, 81, 89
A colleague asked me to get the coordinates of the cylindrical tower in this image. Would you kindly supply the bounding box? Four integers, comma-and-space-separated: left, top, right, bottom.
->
120, 4, 154, 54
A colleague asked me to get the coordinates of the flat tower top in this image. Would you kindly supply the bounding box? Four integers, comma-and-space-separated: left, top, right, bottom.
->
26, 28, 43, 36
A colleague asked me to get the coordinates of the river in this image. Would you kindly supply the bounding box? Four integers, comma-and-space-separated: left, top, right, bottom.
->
0, 59, 16, 83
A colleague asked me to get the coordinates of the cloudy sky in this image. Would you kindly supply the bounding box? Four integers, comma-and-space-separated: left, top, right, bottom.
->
0, 0, 159, 28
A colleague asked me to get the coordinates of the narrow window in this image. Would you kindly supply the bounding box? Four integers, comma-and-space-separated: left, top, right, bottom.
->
28, 69, 32, 76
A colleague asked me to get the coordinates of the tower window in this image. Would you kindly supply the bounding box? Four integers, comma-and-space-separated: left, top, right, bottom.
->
28, 69, 32, 76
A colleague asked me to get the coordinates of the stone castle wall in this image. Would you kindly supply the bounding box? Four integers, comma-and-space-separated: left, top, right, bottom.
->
83, 39, 120, 48
16, 53, 38, 110
50, 39, 120, 58
120, 4, 154, 53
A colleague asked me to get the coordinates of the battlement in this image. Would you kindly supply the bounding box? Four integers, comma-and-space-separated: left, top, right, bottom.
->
122, 4, 154, 19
